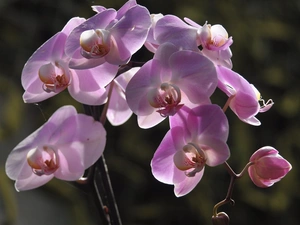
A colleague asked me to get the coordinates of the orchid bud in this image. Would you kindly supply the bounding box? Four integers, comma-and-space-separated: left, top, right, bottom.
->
212, 212, 230, 225
248, 146, 292, 188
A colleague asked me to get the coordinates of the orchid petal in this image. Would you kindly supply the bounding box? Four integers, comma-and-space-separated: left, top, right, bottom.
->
197, 136, 230, 166
116, 0, 137, 19
191, 104, 229, 141
61, 17, 86, 36
250, 146, 278, 161
155, 15, 198, 51
126, 59, 163, 116
107, 67, 139, 126
137, 113, 166, 129
15, 172, 54, 191
110, 5, 151, 61
151, 127, 186, 185
91, 5, 107, 13
169, 50, 217, 104
68, 71, 107, 105
174, 167, 204, 197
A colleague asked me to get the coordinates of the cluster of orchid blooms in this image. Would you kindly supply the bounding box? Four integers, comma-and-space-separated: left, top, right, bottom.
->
5, 0, 292, 223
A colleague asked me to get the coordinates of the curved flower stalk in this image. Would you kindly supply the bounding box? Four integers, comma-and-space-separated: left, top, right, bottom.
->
151, 105, 230, 197
107, 67, 140, 126
216, 65, 274, 126
22, 17, 118, 105
248, 146, 292, 188
126, 43, 218, 128
64, 2, 151, 69
5, 105, 106, 191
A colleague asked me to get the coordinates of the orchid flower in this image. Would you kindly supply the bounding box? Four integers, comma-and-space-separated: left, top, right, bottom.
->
5, 105, 106, 191
248, 146, 292, 188
107, 67, 140, 126
151, 105, 230, 197
216, 65, 274, 126
146, 15, 233, 68
64, 1, 151, 69
126, 43, 218, 129
22, 17, 118, 105
198, 22, 233, 68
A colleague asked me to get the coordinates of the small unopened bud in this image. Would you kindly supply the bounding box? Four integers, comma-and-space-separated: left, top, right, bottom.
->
212, 212, 230, 225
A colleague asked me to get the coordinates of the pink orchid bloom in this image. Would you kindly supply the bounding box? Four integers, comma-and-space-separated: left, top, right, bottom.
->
148, 15, 233, 68
216, 65, 274, 126
151, 105, 230, 197
126, 43, 218, 129
198, 22, 233, 51
107, 67, 139, 126
184, 18, 233, 68
64, 1, 151, 69
248, 146, 292, 188
5, 105, 106, 191
22, 17, 118, 105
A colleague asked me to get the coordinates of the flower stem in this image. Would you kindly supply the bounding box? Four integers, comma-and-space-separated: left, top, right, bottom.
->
212, 161, 253, 217
222, 95, 235, 113
99, 81, 114, 125
80, 103, 123, 225
78, 62, 145, 224
94, 156, 122, 225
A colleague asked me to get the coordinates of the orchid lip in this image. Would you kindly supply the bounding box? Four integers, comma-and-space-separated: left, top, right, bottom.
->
259, 98, 274, 112
79, 29, 110, 59
38, 62, 71, 93
147, 83, 183, 117
173, 142, 207, 177
27, 145, 59, 176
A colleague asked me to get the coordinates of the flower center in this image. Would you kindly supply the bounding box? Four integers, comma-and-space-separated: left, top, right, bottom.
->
79, 29, 110, 59
173, 143, 207, 177
27, 145, 59, 176
210, 34, 227, 47
38, 61, 71, 93
147, 83, 183, 117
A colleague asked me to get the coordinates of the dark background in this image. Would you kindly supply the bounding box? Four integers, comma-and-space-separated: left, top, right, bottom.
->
0, 0, 299, 225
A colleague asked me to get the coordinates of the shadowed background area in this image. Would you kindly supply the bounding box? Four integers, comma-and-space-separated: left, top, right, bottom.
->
0, 0, 299, 224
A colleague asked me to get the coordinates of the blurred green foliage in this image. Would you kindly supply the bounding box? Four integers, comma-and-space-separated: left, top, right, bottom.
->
0, 0, 299, 225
